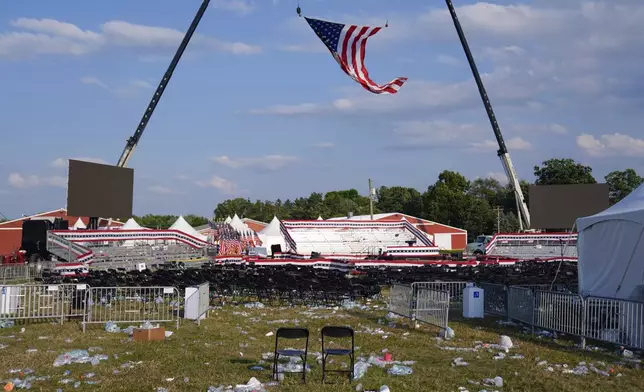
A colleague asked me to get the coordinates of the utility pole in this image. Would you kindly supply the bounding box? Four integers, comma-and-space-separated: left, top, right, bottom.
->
368, 178, 374, 220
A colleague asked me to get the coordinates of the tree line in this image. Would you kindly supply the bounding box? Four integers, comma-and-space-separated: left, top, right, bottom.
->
213, 159, 643, 237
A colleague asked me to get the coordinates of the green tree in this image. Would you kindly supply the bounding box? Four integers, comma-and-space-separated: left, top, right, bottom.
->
533, 158, 596, 185
422, 171, 495, 236
184, 214, 208, 227
214, 198, 254, 220
605, 169, 643, 204
375, 186, 423, 216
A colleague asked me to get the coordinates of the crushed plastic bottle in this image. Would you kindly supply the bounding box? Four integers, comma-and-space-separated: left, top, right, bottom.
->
353, 360, 370, 380
0, 319, 15, 328
499, 335, 513, 349
388, 364, 413, 376
104, 321, 120, 333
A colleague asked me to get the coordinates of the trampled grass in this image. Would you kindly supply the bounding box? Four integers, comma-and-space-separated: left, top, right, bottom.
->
1, 299, 643, 392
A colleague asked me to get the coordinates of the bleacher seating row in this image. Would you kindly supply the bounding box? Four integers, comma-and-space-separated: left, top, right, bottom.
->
282, 221, 422, 256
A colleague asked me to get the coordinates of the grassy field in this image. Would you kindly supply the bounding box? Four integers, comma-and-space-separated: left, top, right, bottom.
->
0, 299, 642, 392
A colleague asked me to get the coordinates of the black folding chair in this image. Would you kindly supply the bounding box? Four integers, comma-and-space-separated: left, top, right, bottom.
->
272, 327, 309, 383
321, 326, 355, 382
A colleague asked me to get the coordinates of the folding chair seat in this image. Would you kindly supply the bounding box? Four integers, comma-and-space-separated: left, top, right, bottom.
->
321, 326, 355, 382
272, 327, 309, 383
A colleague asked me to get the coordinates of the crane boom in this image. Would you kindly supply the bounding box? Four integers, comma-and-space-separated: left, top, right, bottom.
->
444, 0, 531, 229
116, 0, 211, 168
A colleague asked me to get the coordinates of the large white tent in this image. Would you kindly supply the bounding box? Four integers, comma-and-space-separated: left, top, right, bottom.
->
258, 216, 286, 255
577, 183, 644, 301
170, 216, 208, 241
121, 218, 145, 230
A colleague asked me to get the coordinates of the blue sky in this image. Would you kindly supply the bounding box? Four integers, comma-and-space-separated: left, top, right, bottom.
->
1, 0, 643, 218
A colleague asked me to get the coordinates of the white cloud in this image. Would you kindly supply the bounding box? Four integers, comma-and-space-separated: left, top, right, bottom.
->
196, 175, 237, 194
8, 173, 39, 189
436, 54, 462, 66
509, 123, 568, 134
7, 173, 65, 188
80, 76, 108, 89
392, 120, 483, 147
0, 17, 261, 59
485, 172, 509, 185
577, 133, 644, 157
148, 185, 174, 195
51, 157, 106, 168
212, 0, 256, 15
248, 103, 322, 115
211, 155, 297, 171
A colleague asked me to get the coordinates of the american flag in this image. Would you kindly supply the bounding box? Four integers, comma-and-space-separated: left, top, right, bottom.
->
304, 17, 407, 94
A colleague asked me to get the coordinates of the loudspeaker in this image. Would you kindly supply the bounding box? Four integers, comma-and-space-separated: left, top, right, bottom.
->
21, 220, 51, 256
53, 218, 69, 230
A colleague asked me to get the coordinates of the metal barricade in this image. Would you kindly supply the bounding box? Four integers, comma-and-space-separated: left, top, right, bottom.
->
0, 264, 40, 284
585, 296, 644, 349
479, 283, 507, 317
0, 283, 89, 324
83, 286, 180, 332
507, 286, 534, 325
414, 287, 450, 330
388, 284, 412, 318
411, 281, 467, 309
534, 291, 585, 342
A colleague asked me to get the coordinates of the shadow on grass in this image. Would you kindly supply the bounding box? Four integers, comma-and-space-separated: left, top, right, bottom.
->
451, 314, 620, 363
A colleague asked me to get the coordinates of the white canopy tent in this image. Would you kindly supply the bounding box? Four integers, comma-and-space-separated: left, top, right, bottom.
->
72, 218, 86, 230
577, 183, 644, 301
258, 216, 286, 255
121, 218, 145, 230
170, 216, 208, 241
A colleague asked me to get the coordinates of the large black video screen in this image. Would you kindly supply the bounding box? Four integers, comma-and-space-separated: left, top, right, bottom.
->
67, 159, 134, 221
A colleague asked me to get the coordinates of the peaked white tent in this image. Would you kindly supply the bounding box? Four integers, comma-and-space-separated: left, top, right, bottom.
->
229, 214, 249, 233
170, 216, 208, 241
121, 218, 145, 230
258, 216, 286, 255
72, 218, 86, 230
577, 183, 644, 301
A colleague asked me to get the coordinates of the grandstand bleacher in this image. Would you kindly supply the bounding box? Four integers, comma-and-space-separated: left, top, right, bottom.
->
282, 220, 434, 257
485, 233, 578, 260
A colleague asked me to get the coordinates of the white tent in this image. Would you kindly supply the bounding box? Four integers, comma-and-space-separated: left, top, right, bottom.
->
229, 214, 247, 232
72, 218, 86, 230
577, 184, 644, 301
121, 218, 145, 230
258, 216, 286, 255
170, 216, 208, 241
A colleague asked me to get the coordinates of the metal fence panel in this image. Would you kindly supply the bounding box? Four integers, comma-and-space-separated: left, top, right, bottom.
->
507, 286, 534, 325
411, 281, 467, 309
0, 284, 89, 323
1, 264, 41, 284
585, 297, 644, 349
479, 283, 507, 316
388, 284, 412, 318
534, 291, 585, 337
414, 287, 449, 330
83, 286, 180, 331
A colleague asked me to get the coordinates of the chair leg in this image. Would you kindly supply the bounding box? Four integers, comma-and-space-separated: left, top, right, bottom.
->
322, 354, 327, 383
273, 353, 279, 381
